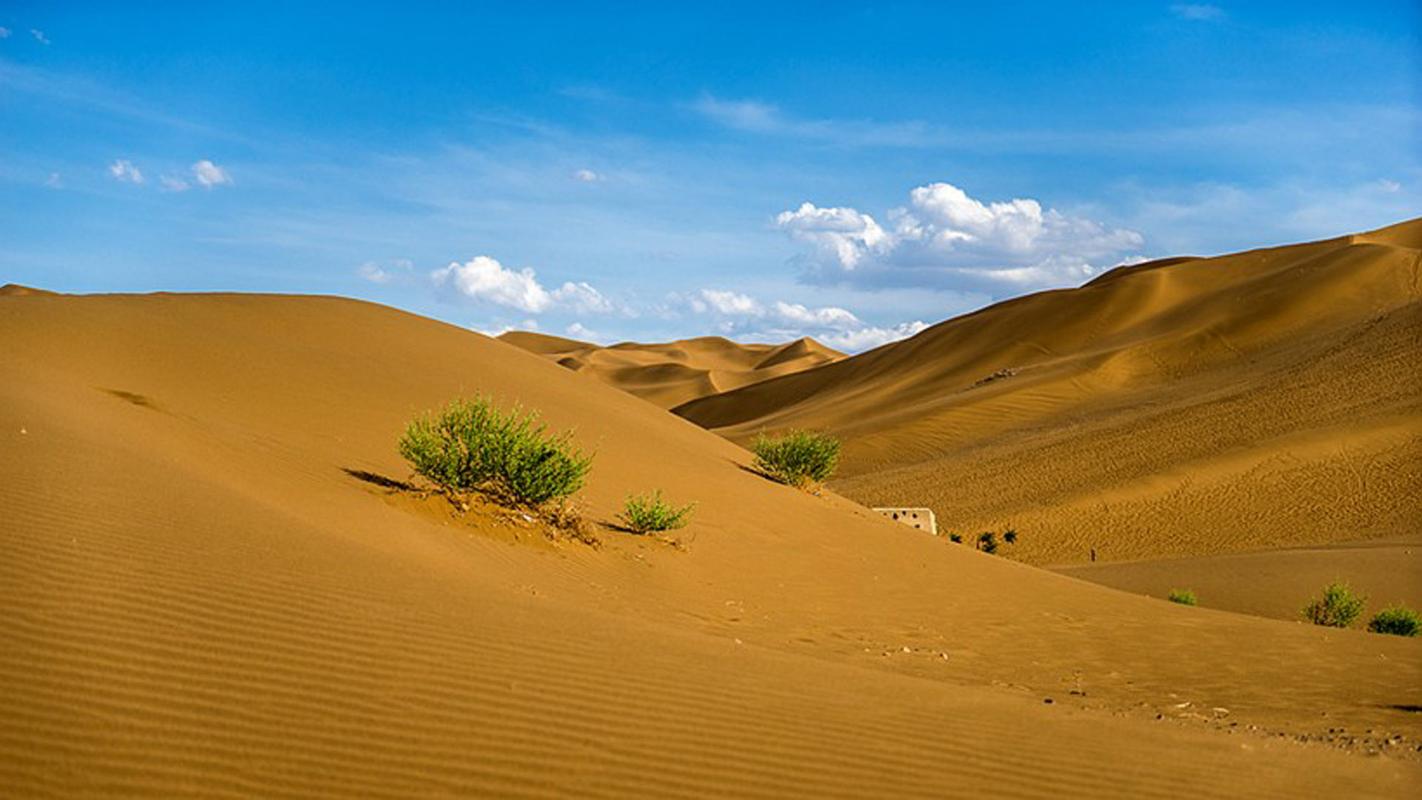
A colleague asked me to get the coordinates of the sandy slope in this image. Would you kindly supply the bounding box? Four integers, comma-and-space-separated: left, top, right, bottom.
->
2, 291, 1420, 798
501, 331, 842, 408
1054, 536, 1422, 622
676, 219, 1422, 565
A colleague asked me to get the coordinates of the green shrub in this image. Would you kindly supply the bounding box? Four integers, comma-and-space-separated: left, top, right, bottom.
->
948, 533, 963, 543
1367, 605, 1420, 637
1301, 582, 1366, 628
977, 532, 998, 554
750, 429, 841, 488
1167, 589, 1197, 606
398, 396, 592, 507
1003, 529, 1018, 545
619, 490, 695, 534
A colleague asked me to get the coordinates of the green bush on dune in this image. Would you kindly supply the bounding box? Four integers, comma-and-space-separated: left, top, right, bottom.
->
1167, 589, 1197, 606
1367, 605, 1420, 637
751, 429, 841, 489
619, 490, 695, 534
1301, 582, 1366, 629
399, 396, 592, 507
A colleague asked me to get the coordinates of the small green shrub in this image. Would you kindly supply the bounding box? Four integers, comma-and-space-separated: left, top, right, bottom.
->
1003, 529, 1018, 545
948, 533, 963, 543
750, 430, 841, 488
1167, 589, 1197, 606
977, 532, 998, 554
619, 490, 695, 534
1367, 605, 1420, 637
399, 396, 592, 507
1301, 582, 1366, 628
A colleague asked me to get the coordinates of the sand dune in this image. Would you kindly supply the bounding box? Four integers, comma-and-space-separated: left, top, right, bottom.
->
1, 290, 1419, 797
501, 331, 842, 408
676, 219, 1422, 565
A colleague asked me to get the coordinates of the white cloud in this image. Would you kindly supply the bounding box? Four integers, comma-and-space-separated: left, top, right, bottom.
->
30, 29, 49, 45
160, 175, 190, 192
1377, 178, 1402, 194
779, 181, 1144, 292
0, 27, 11, 39
566, 322, 611, 343
1171, 4, 1225, 21
191, 159, 232, 188
818, 321, 929, 352
551, 281, 614, 314
475, 319, 539, 337
430, 255, 616, 315
572, 168, 602, 183
673, 288, 923, 353
433, 256, 552, 312
776, 203, 890, 269
108, 159, 144, 184
43, 172, 61, 189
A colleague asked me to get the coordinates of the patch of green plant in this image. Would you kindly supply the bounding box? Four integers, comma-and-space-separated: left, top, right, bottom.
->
619, 490, 695, 534
977, 532, 998, 554
750, 429, 841, 489
948, 533, 962, 543
1367, 605, 1420, 637
1003, 529, 1018, 545
1301, 582, 1366, 628
1167, 589, 1197, 606
398, 396, 592, 508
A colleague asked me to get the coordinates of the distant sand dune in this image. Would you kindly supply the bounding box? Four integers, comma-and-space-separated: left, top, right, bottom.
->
502, 331, 842, 408
675, 218, 1422, 565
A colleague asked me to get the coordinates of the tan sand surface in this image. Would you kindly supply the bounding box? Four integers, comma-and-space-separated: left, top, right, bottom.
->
676, 219, 1422, 565
1056, 536, 1422, 622
501, 331, 842, 408
1, 290, 1419, 797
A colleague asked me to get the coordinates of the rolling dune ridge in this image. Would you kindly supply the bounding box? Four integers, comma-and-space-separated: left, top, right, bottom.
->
675, 219, 1422, 565
1, 289, 1419, 796
501, 332, 842, 409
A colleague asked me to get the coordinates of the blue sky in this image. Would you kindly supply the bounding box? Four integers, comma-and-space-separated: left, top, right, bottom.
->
2, 2, 1418, 350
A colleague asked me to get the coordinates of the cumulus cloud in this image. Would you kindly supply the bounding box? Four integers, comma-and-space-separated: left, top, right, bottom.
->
1171, 4, 1225, 21
191, 159, 232, 188
779, 181, 1144, 292
674, 288, 925, 353
108, 159, 144, 184
430, 255, 616, 315
572, 168, 602, 183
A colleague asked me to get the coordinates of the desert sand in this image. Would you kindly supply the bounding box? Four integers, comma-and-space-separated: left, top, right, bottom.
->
675, 219, 1422, 566
2, 283, 1419, 797
501, 331, 842, 409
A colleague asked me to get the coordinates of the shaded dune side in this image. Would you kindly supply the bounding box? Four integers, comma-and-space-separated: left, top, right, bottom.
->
1, 293, 1419, 798
501, 331, 843, 409
675, 219, 1422, 563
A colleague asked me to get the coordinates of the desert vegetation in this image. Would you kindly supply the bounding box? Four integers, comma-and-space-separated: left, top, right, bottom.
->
751, 429, 840, 489
1168, 589, 1198, 606
1301, 582, 1366, 628
1367, 605, 1420, 637
619, 490, 695, 534
399, 395, 593, 511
